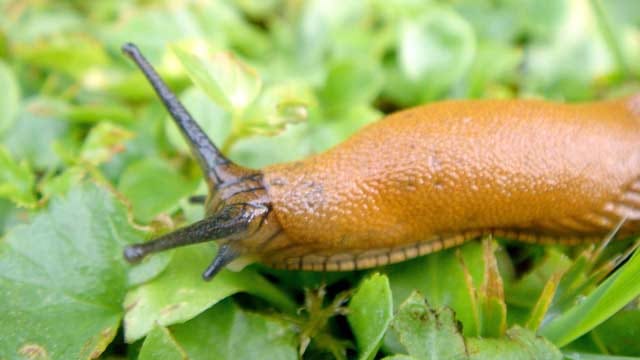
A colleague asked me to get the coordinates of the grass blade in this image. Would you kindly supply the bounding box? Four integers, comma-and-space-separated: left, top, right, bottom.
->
540, 247, 640, 347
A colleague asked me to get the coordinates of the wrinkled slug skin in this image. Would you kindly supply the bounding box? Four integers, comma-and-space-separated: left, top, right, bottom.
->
261, 96, 640, 267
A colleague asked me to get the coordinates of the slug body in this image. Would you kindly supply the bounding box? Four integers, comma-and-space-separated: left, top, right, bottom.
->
261, 98, 640, 270
121, 43, 640, 279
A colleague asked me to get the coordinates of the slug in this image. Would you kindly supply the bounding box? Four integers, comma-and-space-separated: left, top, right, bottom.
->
121, 43, 640, 280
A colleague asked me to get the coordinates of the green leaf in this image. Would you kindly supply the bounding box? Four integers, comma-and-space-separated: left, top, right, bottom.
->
466, 41, 521, 98
139, 326, 187, 360
117, 158, 197, 223
0, 198, 29, 235
172, 45, 262, 112
80, 122, 135, 166
591, 308, 640, 356
392, 292, 468, 360
524, 272, 563, 331
0, 184, 143, 359
551, 250, 595, 314
397, 6, 476, 97
347, 273, 393, 360
505, 249, 572, 310
238, 81, 313, 138
0, 146, 36, 207
66, 104, 135, 124
38, 166, 87, 199
3, 8, 83, 43
466, 326, 562, 360
391, 293, 562, 360
229, 122, 309, 168
126, 250, 173, 289
477, 239, 507, 338
318, 60, 383, 116
3, 98, 69, 169
382, 355, 417, 360
123, 245, 295, 343
171, 299, 298, 360
298, 0, 368, 70
0, 60, 20, 135
564, 352, 640, 360
386, 241, 485, 337
520, 0, 609, 100
14, 35, 109, 77
540, 249, 640, 347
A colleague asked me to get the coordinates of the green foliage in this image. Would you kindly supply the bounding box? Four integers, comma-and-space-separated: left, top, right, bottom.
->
541, 249, 640, 346
1, 0, 640, 359
0, 184, 142, 359
138, 326, 187, 360
170, 299, 298, 360
348, 273, 393, 360
123, 245, 295, 343
0, 60, 19, 134
117, 158, 197, 222
0, 146, 36, 207
387, 292, 562, 360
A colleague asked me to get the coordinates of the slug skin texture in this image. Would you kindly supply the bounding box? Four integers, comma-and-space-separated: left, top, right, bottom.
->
261, 96, 640, 271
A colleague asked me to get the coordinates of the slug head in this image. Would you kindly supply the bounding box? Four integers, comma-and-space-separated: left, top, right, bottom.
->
121, 43, 279, 280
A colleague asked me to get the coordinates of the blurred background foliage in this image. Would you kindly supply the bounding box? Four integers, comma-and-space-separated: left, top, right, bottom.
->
1, 0, 640, 359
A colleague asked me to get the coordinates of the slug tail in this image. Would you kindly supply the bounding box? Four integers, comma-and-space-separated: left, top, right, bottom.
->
121, 42, 241, 187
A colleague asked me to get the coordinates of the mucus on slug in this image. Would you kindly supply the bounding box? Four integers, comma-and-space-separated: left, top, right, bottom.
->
121, 42, 640, 280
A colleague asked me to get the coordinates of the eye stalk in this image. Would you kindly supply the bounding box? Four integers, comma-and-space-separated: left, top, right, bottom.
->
121, 43, 244, 188
123, 203, 266, 280
121, 43, 274, 280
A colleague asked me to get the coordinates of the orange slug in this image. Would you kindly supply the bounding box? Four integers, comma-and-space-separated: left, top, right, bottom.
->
121, 43, 640, 280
